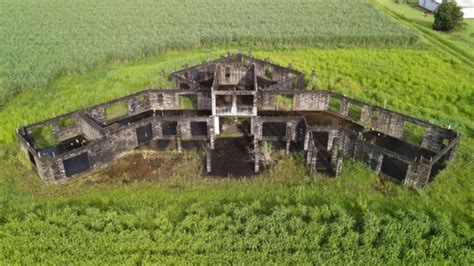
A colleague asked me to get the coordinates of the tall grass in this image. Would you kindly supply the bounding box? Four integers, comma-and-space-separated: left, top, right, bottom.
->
0, 47, 472, 263
0, 0, 419, 104
0, 153, 472, 264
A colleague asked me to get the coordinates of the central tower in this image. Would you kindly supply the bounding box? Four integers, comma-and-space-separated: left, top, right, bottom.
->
170, 52, 305, 135
210, 58, 258, 134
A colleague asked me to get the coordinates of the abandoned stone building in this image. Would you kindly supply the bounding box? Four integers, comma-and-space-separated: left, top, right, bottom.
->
16, 53, 460, 188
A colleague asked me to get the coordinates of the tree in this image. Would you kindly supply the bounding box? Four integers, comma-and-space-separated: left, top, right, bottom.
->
433, 1, 464, 32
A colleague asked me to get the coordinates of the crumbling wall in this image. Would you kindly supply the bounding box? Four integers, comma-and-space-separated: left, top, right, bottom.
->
370, 109, 405, 138
421, 125, 457, 152
293, 91, 328, 111
322, 91, 459, 152
259, 93, 276, 110
197, 92, 212, 110
126, 92, 151, 116
77, 112, 104, 140
243, 54, 298, 82
218, 64, 253, 86
23, 112, 83, 145
53, 116, 83, 142
30, 113, 215, 182
404, 158, 431, 188
354, 138, 384, 174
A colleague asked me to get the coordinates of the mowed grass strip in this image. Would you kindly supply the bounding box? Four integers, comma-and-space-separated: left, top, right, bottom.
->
0, 0, 418, 103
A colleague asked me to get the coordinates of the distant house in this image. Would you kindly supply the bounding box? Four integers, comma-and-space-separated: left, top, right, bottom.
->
419, 0, 474, 18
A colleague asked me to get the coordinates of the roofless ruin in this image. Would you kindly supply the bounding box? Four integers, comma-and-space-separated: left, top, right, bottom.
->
16, 53, 460, 188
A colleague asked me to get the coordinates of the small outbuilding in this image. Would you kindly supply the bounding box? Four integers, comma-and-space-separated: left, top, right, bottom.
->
419, 0, 474, 18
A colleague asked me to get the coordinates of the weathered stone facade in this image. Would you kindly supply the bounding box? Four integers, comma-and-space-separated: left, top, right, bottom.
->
17, 53, 460, 188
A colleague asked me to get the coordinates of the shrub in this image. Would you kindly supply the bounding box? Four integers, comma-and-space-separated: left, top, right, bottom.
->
433, 1, 464, 32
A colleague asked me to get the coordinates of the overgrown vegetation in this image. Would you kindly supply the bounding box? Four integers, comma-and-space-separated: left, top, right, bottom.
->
275, 95, 293, 110
0, 0, 473, 264
58, 117, 76, 128
32, 125, 56, 149
0, 46, 472, 263
348, 104, 363, 121
403, 122, 425, 146
105, 102, 128, 122
328, 97, 342, 113
179, 95, 198, 110
0, 0, 419, 104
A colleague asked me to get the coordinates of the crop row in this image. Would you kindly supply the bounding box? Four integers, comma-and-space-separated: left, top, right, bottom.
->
0, 0, 419, 104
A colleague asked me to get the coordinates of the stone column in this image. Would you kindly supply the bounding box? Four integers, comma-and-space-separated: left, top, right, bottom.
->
176, 125, 183, 152
254, 139, 260, 174
335, 157, 343, 176
213, 116, 220, 135
285, 122, 295, 154
306, 148, 313, 165
206, 149, 212, 173
180, 121, 191, 139
208, 121, 215, 150
250, 117, 256, 135
304, 131, 311, 150
231, 94, 237, 114
254, 121, 262, 141
340, 99, 349, 116
151, 121, 163, 140
328, 130, 339, 151
330, 137, 339, 164
361, 105, 372, 125
376, 154, 384, 174
310, 149, 317, 176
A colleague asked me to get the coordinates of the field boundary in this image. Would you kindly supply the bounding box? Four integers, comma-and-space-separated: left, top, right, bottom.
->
375, 2, 474, 68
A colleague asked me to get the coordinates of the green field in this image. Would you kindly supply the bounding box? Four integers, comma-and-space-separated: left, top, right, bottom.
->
0, 0, 473, 264
0, 0, 418, 104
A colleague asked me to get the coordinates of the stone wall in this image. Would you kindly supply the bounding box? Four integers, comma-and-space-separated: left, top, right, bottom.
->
217, 64, 254, 87
404, 158, 432, 188
293, 91, 329, 111
255, 89, 460, 156
353, 138, 385, 174
77, 112, 105, 140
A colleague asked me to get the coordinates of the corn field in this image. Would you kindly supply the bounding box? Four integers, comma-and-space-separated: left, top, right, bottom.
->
0, 0, 419, 104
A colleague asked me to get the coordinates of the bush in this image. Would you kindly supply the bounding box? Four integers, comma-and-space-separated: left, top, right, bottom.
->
433, 1, 464, 32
